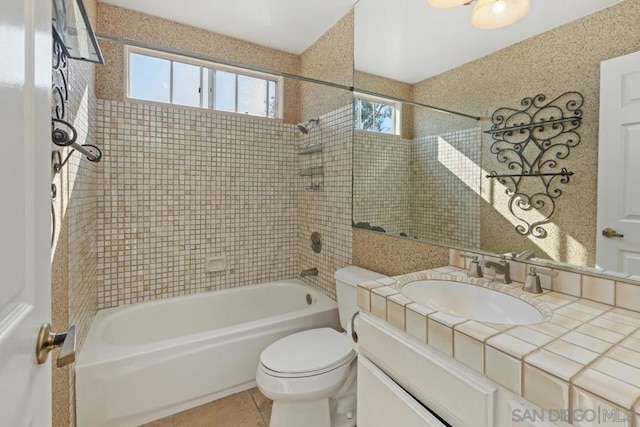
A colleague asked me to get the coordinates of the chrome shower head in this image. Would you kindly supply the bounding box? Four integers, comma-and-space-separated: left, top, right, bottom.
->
297, 123, 310, 134
297, 117, 320, 134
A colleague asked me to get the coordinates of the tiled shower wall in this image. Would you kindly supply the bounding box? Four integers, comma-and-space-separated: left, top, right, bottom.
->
96, 101, 298, 308
411, 127, 481, 248
353, 130, 411, 235
297, 105, 353, 299
353, 127, 481, 248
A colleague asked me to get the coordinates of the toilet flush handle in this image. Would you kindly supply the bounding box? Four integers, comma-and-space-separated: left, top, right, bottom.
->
350, 311, 359, 343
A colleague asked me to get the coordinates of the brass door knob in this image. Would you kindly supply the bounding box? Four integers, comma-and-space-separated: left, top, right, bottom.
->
602, 228, 624, 238
35, 323, 76, 367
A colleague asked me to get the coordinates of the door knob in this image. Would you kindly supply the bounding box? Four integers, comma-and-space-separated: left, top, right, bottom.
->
35, 323, 76, 367
602, 228, 624, 238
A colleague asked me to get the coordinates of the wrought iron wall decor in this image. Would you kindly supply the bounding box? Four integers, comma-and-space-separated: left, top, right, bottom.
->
52, 32, 102, 164
485, 92, 583, 238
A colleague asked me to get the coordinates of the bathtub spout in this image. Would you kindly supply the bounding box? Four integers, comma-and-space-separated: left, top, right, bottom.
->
300, 268, 318, 277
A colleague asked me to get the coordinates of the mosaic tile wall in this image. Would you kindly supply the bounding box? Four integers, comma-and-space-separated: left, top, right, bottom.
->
411, 127, 482, 248
96, 101, 298, 308
353, 127, 481, 248
297, 105, 353, 299
353, 130, 411, 235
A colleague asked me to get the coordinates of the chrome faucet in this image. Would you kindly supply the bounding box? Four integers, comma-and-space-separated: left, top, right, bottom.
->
480, 257, 512, 284
461, 254, 483, 278
300, 268, 318, 277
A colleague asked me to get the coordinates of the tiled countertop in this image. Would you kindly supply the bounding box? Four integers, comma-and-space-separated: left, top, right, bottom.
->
357, 266, 640, 423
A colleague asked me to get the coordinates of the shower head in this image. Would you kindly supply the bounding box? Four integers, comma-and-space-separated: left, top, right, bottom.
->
297, 123, 310, 134
297, 117, 320, 134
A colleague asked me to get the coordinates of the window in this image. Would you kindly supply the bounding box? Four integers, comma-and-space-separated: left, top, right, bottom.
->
126, 46, 282, 118
353, 93, 401, 135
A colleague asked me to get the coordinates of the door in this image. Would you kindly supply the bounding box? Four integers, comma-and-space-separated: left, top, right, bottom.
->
597, 50, 640, 275
358, 356, 447, 427
0, 0, 53, 425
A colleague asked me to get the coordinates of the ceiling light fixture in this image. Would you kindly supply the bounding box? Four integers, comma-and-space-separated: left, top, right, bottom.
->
428, 0, 530, 29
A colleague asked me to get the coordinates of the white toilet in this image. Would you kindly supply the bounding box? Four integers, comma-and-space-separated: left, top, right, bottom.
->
256, 266, 387, 427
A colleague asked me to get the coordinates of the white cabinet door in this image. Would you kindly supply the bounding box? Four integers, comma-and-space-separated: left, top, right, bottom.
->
358, 355, 447, 427
597, 50, 640, 274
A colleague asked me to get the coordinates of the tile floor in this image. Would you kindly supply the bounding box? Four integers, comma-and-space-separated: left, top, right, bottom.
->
141, 388, 272, 427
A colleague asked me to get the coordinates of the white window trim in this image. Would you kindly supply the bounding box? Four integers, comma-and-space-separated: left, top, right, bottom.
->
354, 91, 402, 136
124, 45, 284, 119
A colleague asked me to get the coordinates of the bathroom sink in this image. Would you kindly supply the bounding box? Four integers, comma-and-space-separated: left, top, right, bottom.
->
400, 280, 544, 325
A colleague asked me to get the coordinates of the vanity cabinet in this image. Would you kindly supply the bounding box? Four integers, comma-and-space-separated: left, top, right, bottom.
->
357, 313, 560, 427
358, 355, 447, 427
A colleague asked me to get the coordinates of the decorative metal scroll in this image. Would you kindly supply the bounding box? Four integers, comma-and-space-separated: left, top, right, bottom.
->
51, 34, 102, 162
485, 92, 583, 238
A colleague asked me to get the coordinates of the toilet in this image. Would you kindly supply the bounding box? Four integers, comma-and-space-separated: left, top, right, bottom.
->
256, 266, 387, 427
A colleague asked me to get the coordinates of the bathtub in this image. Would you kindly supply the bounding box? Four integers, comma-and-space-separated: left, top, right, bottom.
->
76, 279, 340, 427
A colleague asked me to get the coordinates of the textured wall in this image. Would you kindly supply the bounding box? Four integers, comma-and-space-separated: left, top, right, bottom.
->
50, 2, 99, 426
299, 10, 354, 121
296, 105, 354, 299
96, 100, 298, 308
95, 3, 302, 124
409, 0, 640, 266
352, 228, 449, 277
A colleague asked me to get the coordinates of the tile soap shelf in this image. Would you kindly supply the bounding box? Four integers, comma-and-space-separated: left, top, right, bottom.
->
298, 145, 322, 155
484, 92, 583, 239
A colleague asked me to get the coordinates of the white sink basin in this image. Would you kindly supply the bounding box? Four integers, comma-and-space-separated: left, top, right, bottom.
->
400, 280, 544, 325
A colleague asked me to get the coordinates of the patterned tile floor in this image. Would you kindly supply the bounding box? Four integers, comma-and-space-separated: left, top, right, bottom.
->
141, 388, 272, 427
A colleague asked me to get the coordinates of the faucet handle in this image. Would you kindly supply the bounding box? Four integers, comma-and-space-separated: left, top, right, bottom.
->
461, 254, 482, 278
522, 267, 556, 294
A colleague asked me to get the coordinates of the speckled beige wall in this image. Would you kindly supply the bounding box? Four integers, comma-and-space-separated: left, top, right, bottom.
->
95, 3, 302, 123
408, 0, 640, 267
352, 228, 449, 276
354, 70, 414, 139
300, 10, 354, 120
51, 1, 100, 425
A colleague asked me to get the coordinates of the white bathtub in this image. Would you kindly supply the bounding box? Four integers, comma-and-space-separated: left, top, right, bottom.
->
76, 279, 340, 427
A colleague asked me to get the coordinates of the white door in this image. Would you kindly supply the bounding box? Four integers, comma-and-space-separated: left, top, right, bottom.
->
597, 50, 640, 275
0, 0, 53, 425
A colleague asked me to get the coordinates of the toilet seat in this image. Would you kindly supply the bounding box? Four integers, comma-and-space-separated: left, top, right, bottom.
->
260, 328, 355, 379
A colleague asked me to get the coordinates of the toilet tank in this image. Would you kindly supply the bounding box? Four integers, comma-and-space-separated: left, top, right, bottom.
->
334, 266, 388, 330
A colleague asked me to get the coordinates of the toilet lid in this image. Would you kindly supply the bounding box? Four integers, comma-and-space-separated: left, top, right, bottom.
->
260, 328, 354, 375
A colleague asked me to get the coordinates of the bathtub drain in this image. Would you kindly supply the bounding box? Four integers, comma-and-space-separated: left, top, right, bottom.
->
306, 294, 313, 305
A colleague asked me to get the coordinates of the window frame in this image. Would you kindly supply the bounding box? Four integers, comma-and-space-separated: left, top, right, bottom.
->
124, 45, 284, 119
353, 92, 402, 136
